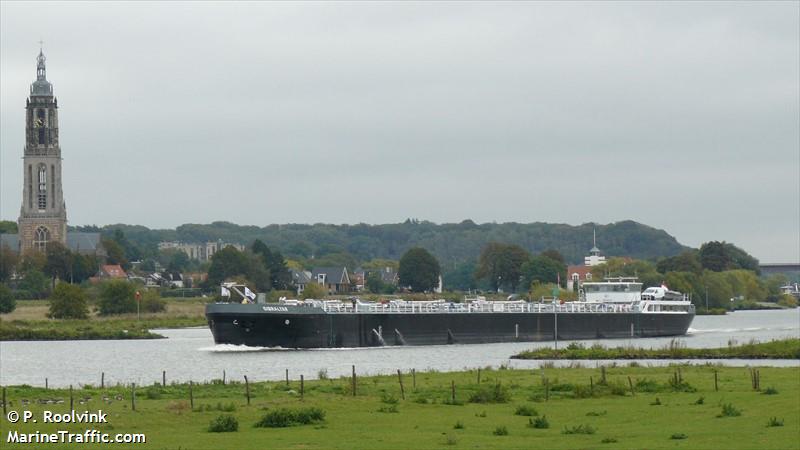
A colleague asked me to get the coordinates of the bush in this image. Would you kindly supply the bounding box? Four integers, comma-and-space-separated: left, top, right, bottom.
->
767, 417, 784, 427
254, 407, 325, 428
601, 437, 618, 443
48, 283, 88, 319
529, 416, 549, 429
98, 280, 137, 315
453, 421, 464, 429
670, 433, 688, 440
694, 396, 705, 405
718, 403, 741, 418
468, 384, 511, 404
208, 414, 238, 433
762, 387, 779, 395
140, 289, 166, 313
145, 385, 163, 400
562, 424, 596, 435
0, 283, 16, 314
514, 405, 538, 416
492, 426, 508, 436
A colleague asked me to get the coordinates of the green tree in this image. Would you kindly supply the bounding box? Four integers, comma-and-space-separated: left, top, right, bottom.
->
398, 247, 441, 292
0, 283, 16, 313
540, 249, 565, 265
48, 283, 89, 319
474, 243, 530, 292
0, 245, 18, 282
657, 251, 702, 274
207, 246, 248, 287
140, 289, 166, 313
365, 271, 386, 294
443, 261, 479, 291
98, 280, 137, 315
521, 255, 566, 289
44, 242, 71, 286
699, 241, 759, 273
591, 258, 662, 288
19, 269, 49, 299
166, 250, 190, 273
301, 281, 326, 299
102, 238, 128, 269
71, 254, 99, 284
0, 221, 18, 234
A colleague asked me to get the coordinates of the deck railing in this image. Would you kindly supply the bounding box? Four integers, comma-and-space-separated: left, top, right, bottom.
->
298, 300, 691, 314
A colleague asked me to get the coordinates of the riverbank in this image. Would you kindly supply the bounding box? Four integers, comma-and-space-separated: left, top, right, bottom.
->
513, 338, 800, 360
2, 365, 797, 449
0, 298, 207, 341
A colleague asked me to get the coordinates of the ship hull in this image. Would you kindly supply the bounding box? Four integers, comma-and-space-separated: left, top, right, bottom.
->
206, 303, 695, 348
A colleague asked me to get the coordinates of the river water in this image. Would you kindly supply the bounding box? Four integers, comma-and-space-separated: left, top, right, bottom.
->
1, 309, 797, 388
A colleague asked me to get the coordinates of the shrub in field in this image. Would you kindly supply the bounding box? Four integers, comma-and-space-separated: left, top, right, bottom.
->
694, 396, 705, 405
255, 407, 326, 428
492, 426, 508, 436
762, 387, 779, 395
0, 284, 16, 314
586, 410, 607, 417
208, 415, 238, 433
601, 437, 618, 443
670, 433, 688, 440
468, 384, 511, 403
717, 403, 742, 418
634, 378, 660, 393
453, 421, 464, 429
381, 393, 399, 404
562, 424, 596, 435
140, 289, 166, 313
377, 405, 399, 413
145, 385, 163, 400
767, 417, 784, 427
98, 280, 136, 315
514, 405, 538, 416
528, 416, 549, 429
48, 283, 88, 319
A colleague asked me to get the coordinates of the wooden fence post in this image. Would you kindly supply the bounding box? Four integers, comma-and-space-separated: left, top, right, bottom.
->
189, 381, 194, 409
222, 370, 226, 385
545, 378, 549, 402
412, 368, 416, 390
131, 383, 136, 411
101, 372, 104, 389
300, 375, 304, 400
163, 371, 166, 387
590, 376, 594, 394
2, 387, 6, 416
601, 366, 606, 384
714, 370, 718, 392
397, 370, 405, 400
244, 376, 250, 405
628, 376, 635, 396
45, 378, 48, 390
477, 368, 481, 384
69, 385, 74, 410
285, 369, 289, 387
451, 380, 455, 404
352, 365, 357, 397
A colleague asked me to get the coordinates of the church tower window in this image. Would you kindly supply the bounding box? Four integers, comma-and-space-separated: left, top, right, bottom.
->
38, 165, 47, 210
33, 226, 50, 251
37, 109, 46, 144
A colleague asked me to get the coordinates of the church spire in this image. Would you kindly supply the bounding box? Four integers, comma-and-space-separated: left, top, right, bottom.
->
36, 44, 47, 81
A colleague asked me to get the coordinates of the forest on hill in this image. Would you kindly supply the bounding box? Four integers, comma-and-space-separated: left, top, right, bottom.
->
71, 219, 688, 267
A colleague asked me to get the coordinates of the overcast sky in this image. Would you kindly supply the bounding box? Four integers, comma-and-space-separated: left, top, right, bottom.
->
1, 2, 798, 262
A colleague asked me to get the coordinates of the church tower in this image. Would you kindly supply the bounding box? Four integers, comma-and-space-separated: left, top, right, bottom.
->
17, 48, 68, 252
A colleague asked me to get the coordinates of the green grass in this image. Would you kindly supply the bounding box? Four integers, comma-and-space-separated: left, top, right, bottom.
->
513, 338, 800, 360
1, 366, 798, 449
0, 316, 208, 340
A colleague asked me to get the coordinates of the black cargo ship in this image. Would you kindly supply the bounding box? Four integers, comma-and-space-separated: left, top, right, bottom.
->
206, 279, 695, 348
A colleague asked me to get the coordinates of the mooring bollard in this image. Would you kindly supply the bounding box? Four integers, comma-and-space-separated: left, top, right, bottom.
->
189, 381, 194, 409
244, 376, 250, 405
397, 370, 405, 400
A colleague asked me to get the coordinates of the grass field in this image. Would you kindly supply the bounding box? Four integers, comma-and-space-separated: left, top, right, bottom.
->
513, 338, 800, 360
2, 365, 798, 449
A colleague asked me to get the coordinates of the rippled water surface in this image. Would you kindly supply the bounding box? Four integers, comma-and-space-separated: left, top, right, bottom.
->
1, 309, 797, 387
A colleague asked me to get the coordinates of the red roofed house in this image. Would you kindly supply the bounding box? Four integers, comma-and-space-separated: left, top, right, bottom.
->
98, 264, 127, 279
